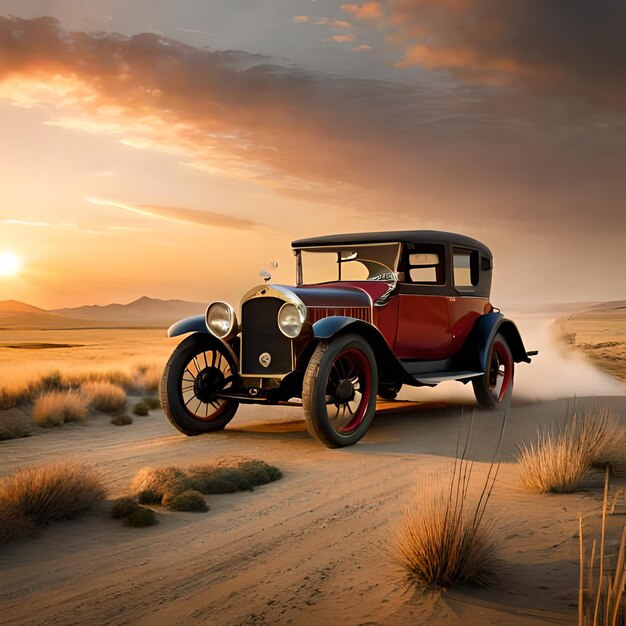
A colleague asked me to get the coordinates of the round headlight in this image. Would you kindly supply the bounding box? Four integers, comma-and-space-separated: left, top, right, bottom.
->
278, 302, 305, 339
205, 302, 237, 339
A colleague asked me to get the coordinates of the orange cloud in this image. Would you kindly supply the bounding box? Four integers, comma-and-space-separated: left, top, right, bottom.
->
325, 34, 357, 43
341, 2, 384, 20
293, 16, 352, 29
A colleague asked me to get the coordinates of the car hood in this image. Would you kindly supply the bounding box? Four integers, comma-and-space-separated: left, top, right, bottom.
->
287, 282, 392, 308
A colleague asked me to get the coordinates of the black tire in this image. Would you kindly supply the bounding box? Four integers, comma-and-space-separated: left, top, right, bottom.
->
303, 333, 378, 448
160, 333, 239, 435
472, 332, 514, 409
378, 385, 401, 401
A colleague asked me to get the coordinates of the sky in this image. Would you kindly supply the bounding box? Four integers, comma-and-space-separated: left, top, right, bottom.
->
0, 1, 624, 309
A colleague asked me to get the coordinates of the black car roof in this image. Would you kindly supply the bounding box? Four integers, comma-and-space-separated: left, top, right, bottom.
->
292, 230, 492, 257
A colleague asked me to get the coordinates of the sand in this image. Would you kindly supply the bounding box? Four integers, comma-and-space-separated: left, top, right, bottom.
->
0, 394, 624, 626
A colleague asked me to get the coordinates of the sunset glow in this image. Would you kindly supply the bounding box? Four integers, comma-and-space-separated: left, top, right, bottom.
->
0, 251, 21, 277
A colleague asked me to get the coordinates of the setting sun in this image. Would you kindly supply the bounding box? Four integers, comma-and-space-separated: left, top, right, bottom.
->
0, 251, 21, 277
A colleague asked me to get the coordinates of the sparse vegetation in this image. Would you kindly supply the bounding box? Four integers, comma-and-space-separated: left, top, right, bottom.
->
518, 408, 624, 493
130, 459, 283, 507
578, 468, 625, 625
0, 412, 32, 440
0, 463, 106, 543
111, 496, 141, 519
142, 396, 161, 410
33, 391, 88, 427
126, 507, 158, 527
110, 414, 133, 426
81, 381, 127, 412
130, 364, 161, 393
132, 401, 150, 416
395, 411, 501, 590
162, 489, 208, 512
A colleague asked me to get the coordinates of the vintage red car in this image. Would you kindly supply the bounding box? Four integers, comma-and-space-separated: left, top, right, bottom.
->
161, 230, 536, 447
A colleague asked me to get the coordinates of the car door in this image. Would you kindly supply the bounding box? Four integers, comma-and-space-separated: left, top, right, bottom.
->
393, 244, 453, 360
446, 247, 491, 355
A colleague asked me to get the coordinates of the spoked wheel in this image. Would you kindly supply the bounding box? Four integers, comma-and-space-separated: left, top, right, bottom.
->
160, 333, 239, 435
303, 334, 378, 448
472, 332, 514, 409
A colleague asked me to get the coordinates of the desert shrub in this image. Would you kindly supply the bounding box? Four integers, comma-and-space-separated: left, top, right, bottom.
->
0, 501, 35, 545
110, 496, 141, 519
111, 414, 133, 426
0, 377, 39, 410
61, 369, 132, 390
518, 408, 624, 493
0, 412, 32, 440
130, 467, 192, 503
162, 489, 208, 512
126, 507, 158, 527
131, 364, 162, 393
33, 391, 88, 427
142, 396, 161, 410
40, 371, 63, 392
130, 459, 283, 505
132, 401, 150, 417
81, 381, 127, 412
0, 463, 106, 526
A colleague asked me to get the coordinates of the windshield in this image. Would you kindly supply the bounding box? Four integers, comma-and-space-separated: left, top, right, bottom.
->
297, 243, 400, 285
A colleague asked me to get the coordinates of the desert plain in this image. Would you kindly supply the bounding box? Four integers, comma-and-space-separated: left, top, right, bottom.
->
0, 300, 624, 625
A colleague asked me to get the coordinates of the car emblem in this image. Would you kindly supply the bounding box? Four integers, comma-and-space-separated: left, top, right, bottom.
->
259, 352, 272, 368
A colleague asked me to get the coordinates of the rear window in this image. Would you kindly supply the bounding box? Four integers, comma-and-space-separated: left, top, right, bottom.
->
453, 249, 479, 288
407, 246, 445, 284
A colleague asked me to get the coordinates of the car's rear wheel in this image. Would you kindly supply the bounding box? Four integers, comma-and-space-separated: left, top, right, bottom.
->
160, 333, 239, 435
303, 334, 378, 448
472, 333, 514, 409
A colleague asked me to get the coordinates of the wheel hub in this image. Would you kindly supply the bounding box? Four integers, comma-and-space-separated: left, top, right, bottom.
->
335, 378, 355, 403
194, 367, 225, 403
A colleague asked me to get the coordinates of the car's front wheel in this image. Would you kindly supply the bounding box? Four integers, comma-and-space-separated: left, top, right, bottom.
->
160, 333, 239, 435
303, 334, 378, 448
472, 332, 514, 409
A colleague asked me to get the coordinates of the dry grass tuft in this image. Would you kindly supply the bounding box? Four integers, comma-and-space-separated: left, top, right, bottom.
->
111, 497, 141, 519
81, 381, 127, 412
130, 364, 162, 393
130, 459, 283, 506
33, 391, 88, 427
126, 507, 158, 527
132, 401, 150, 416
142, 396, 161, 410
162, 489, 208, 512
110, 414, 133, 426
518, 408, 624, 493
0, 463, 106, 532
0, 501, 35, 545
0, 412, 32, 440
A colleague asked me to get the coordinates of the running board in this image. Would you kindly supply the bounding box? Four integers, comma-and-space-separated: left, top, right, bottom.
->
412, 370, 484, 385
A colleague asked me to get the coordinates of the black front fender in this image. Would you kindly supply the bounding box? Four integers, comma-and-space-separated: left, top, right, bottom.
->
312, 316, 408, 385
167, 315, 208, 338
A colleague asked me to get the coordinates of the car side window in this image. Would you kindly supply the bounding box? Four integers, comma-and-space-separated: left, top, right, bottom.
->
406, 246, 445, 284
453, 249, 479, 288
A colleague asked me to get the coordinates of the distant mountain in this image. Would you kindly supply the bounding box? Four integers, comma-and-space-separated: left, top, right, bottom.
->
588, 300, 626, 311
0, 300, 111, 330
52, 296, 207, 326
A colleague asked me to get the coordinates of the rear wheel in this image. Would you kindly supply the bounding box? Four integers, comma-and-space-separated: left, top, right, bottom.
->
160, 333, 239, 435
303, 334, 378, 448
472, 333, 514, 409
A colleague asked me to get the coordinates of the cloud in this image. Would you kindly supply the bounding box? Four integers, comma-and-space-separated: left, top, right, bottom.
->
341, 2, 384, 20
351, 44, 372, 52
346, 0, 626, 110
293, 16, 352, 29
325, 34, 357, 43
85, 198, 261, 230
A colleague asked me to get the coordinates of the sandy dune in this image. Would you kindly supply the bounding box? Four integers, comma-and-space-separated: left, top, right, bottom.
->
1, 394, 624, 626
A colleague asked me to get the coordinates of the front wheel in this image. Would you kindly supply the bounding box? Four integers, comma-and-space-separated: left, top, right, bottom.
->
160, 333, 239, 435
303, 334, 378, 448
472, 333, 514, 409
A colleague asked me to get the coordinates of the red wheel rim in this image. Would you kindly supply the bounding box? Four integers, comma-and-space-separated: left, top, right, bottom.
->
488, 340, 512, 402
180, 348, 233, 421
324, 347, 372, 435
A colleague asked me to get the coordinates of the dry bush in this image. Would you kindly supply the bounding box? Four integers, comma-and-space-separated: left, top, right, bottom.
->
126, 507, 158, 527
0, 412, 32, 440
0, 501, 35, 545
61, 369, 132, 390
132, 401, 150, 416
111, 414, 133, 426
142, 396, 161, 410
396, 485, 495, 590
130, 459, 283, 505
162, 489, 208, 512
518, 408, 624, 493
111, 497, 141, 519
0, 463, 107, 526
0, 377, 39, 410
33, 391, 88, 427
80, 381, 127, 412
130, 364, 162, 393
